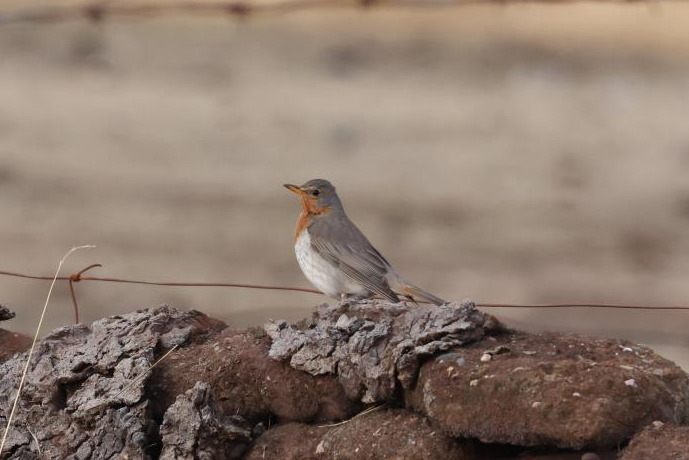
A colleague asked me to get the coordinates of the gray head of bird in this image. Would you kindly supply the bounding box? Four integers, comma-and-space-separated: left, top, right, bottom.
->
283, 178, 344, 214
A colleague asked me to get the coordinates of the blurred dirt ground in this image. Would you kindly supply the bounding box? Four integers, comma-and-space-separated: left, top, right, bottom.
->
0, 2, 688, 368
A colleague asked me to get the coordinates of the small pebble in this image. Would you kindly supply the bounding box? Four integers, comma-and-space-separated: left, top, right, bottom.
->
624, 378, 637, 388
335, 313, 350, 329
532, 401, 541, 409
480, 353, 492, 363
622, 347, 633, 353
652, 420, 664, 428
469, 379, 478, 387
581, 453, 601, 460
315, 440, 326, 454
572, 392, 581, 397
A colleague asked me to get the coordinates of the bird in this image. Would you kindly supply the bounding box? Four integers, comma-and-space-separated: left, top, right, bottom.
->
284, 179, 445, 306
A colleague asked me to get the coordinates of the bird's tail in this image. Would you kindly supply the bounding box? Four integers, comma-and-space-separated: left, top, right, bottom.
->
396, 284, 446, 306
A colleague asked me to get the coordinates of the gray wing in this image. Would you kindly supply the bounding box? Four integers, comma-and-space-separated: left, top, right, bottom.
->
308, 215, 400, 303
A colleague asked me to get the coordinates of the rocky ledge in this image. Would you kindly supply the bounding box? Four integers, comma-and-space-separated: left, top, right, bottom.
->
0, 300, 687, 459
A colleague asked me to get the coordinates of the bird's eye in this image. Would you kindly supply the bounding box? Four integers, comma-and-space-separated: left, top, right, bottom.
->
311, 189, 320, 196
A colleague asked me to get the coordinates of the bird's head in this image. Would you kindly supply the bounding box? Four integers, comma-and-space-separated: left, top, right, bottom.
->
284, 179, 342, 214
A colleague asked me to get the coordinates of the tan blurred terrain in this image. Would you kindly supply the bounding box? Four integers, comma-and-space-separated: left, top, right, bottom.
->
0, 2, 688, 368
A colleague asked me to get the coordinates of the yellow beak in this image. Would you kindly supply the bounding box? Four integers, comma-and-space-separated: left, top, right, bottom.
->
284, 184, 305, 196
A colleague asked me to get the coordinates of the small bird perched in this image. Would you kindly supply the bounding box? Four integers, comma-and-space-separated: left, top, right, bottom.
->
284, 179, 445, 306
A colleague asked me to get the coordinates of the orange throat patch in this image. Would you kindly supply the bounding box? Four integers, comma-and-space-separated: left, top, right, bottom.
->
295, 197, 331, 240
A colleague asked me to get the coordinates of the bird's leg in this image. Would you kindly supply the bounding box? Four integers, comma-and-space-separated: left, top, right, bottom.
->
404, 294, 419, 307
339, 293, 360, 306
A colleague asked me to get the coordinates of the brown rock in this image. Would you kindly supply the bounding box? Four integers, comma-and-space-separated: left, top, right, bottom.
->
0, 305, 31, 363
245, 422, 327, 460
245, 409, 474, 460
150, 328, 355, 423
406, 330, 689, 450
0, 329, 31, 363
620, 424, 689, 460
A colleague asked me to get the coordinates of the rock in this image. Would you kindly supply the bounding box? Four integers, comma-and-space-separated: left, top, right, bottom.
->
265, 299, 501, 403
0, 304, 15, 321
0, 306, 225, 460
581, 453, 601, 460
150, 328, 355, 423
244, 422, 327, 460
159, 381, 252, 460
2, 300, 687, 459
0, 305, 29, 363
406, 330, 689, 450
620, 424, 689, 460
0, 330, 31, 363
245, 408, 475, 460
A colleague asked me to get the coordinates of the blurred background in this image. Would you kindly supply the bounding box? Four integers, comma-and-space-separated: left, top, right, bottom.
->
0, 0, 688, 368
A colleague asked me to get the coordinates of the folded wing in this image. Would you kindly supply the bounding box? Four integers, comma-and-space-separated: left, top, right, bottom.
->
308, 216, 400, 303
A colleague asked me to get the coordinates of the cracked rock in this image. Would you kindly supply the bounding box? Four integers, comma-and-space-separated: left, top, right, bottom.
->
265, 299, 500, 404
0, 306, 224, 460
159, 381, 252, 460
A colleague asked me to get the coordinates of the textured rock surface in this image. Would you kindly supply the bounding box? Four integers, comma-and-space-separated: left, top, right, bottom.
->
150, 328, 355, 423
244, 422, 326, 460
265, 299, 501, 403
0, 306, 224, 460
159, 381, 252, 460
1, 301, 686, 459
406, 330, 689, 450
245, 409, 474, 460
620, 423, 689, 460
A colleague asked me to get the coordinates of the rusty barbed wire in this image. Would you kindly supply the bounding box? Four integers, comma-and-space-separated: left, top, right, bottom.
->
0, 0, 648, 26
0, 264, 688, 325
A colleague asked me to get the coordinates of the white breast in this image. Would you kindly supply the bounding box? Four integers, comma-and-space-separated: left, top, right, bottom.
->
295, 230, 365, 298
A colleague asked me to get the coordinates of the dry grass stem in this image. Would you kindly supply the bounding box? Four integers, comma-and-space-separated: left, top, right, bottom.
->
26, 427, 41, 456
318, 403, 388, 428
0, 245, 95, 456
113, 343, 180, 400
